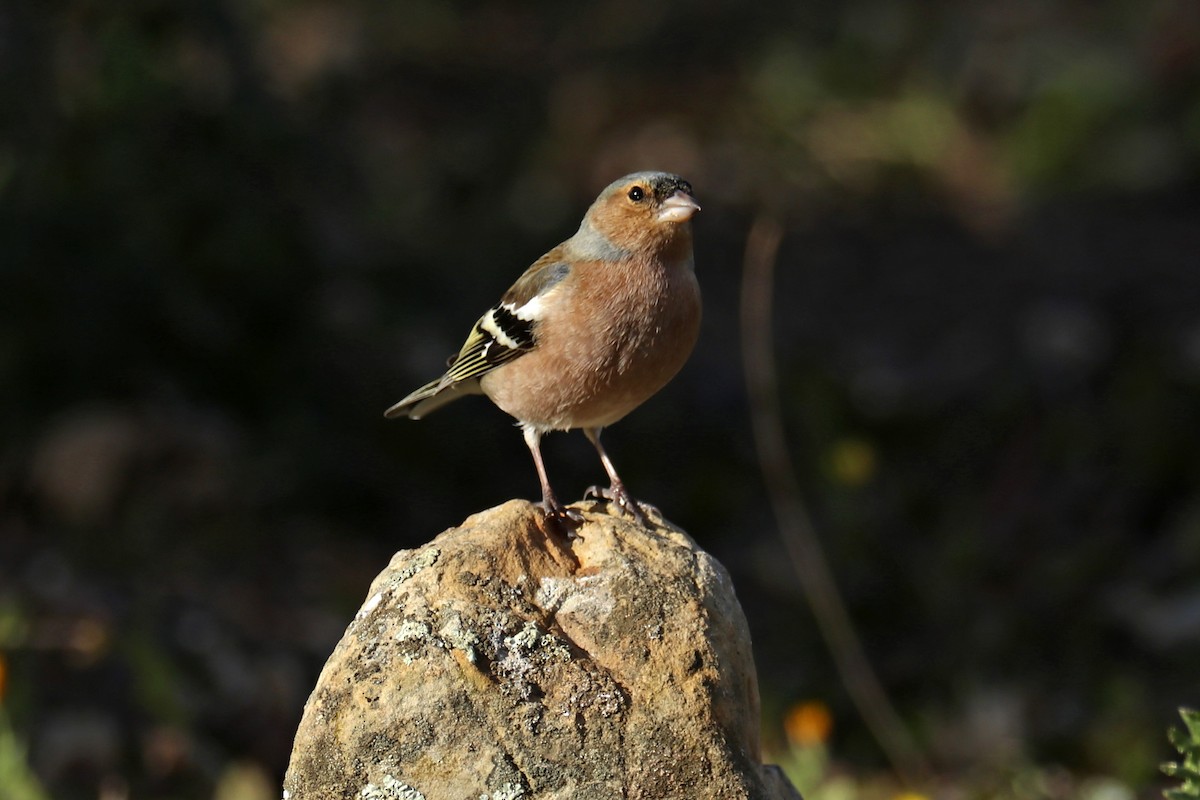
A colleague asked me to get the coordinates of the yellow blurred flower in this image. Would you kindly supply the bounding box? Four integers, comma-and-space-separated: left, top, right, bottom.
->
828, 438, 878, 487
784, 700, 833, 747
892, 792, 931, 800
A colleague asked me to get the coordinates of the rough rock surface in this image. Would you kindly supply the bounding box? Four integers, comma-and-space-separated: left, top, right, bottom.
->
284, 499, 801, 800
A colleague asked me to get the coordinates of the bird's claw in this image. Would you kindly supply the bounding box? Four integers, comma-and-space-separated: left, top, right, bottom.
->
538, 500, 584, 537
584, 483, 652, 526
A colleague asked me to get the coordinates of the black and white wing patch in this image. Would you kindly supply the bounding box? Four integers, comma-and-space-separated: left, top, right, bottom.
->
442, 301, 538, 384
385, 262, 568, 419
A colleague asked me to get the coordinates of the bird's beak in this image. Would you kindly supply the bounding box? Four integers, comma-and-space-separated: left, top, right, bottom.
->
657, 190, 701, 223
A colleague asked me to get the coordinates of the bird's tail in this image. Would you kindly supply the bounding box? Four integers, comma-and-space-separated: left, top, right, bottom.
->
384, 377, 481, 420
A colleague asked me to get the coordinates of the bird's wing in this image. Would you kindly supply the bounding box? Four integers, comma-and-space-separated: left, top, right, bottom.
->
385, 254, 573, 419
500, 252, 572, 309
438, 254, 571, 384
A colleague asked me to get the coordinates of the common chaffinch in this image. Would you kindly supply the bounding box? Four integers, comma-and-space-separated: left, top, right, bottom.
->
386, 171, 701, 526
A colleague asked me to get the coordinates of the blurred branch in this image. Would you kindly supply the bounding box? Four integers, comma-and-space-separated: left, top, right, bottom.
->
739, 215, 931, 786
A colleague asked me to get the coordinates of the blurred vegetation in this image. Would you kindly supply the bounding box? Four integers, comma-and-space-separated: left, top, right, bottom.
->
769, 699, 1140, 800
0, 714, 51, 800
1163, 708, 1200, 800
1, 0, 1199, 798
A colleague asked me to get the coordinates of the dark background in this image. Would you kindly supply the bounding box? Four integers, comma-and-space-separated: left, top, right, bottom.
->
2, 0, 1198, 797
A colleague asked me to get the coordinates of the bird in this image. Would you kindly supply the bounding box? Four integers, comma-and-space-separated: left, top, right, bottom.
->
385, 171, 701, 527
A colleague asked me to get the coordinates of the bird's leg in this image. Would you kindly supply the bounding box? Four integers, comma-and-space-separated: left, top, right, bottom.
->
582, 427, 650, 525
523, 426, 580, 531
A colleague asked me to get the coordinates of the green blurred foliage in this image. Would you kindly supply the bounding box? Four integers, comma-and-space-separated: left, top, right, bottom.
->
1163, 708, 1200, 800
0, 707, 50, 800
1, 0, 1199, 797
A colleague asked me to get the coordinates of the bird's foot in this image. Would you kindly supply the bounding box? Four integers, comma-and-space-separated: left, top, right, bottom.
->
584, 482, 652, 526
537, 498, 584, 537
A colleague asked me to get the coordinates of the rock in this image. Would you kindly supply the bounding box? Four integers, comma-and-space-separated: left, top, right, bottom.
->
283, 500, 802, 800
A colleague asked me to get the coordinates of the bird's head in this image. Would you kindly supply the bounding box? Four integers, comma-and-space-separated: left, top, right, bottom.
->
582, 171, 700, 255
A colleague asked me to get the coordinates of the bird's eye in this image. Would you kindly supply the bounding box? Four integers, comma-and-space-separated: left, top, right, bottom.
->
627, 186, 645, 202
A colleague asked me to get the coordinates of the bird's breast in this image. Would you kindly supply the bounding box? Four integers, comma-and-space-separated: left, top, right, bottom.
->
480, 257, 701, 431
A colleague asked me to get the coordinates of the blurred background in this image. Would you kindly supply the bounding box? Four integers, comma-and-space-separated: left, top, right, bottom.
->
2, 0, 1199, 798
